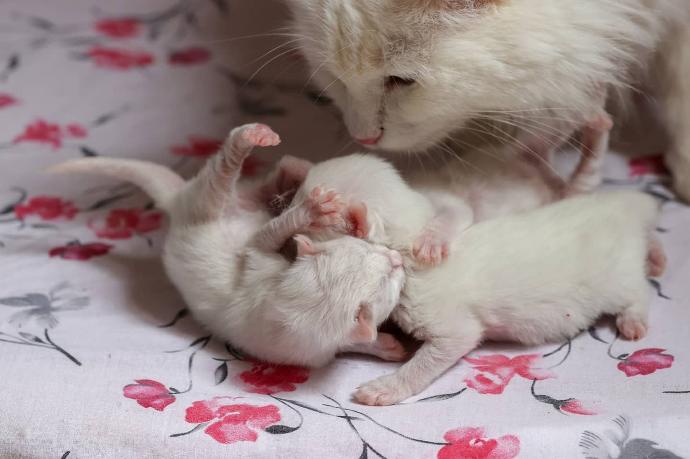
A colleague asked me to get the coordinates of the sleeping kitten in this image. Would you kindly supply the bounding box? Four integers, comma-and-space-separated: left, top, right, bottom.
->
285, 0, 690, 200
50, 123, 406, 367
354, 191, 664, 405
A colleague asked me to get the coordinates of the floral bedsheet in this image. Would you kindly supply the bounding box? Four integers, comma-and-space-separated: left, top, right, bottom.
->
0, 1, 688, 458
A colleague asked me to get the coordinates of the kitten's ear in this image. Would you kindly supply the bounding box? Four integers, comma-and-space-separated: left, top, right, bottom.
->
349, 303, 377, 344
347, 201, 370, 239
294, 234, 319, 257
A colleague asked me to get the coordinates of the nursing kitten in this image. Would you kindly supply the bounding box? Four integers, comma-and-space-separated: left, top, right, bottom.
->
50, 123, 406, 367
353, 191, 664, 405
285, 0, 690, 200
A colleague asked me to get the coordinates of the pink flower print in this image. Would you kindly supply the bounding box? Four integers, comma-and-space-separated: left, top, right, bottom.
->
617, 348, 674, 377
123, 379, 176, 411
464, 354, 555, 395
239, 361, 309, 395
438, 427, 520, 459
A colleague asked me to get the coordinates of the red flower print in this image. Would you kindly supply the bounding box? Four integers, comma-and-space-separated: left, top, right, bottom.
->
171, 136, 221, 157
560, 400, 596, 416
49, 241, 113, 260
15, 196, 78, 221
66, 124, 87, 138
90, 208, 162, 239
617, 348, 674, 377
13, 119, 88, 149
438, 427, 520, 459
87, 47, 154, 70
0, 93, 17, 109
94, 18, 141, 38
168, 47, 211, 65
14, 119, 62, 149
123, 379, 175, 411
240, 361, 309, 395
464, 354, 554, 395
629, 154, 668, 177
185, 397, 281, 444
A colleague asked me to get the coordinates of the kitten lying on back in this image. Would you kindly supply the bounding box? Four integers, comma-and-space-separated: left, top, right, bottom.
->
50, 123, 406, 367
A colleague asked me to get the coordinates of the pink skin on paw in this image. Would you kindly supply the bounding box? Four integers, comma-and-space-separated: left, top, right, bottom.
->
353, 374, 410, 406
305, 186, 345, 229
586, 113, 613, 132
240, 123, 281, 148
647, 240, 667, 278
617, 315, 648, 341
412, 230, 449, 267
374, 333, 408, 362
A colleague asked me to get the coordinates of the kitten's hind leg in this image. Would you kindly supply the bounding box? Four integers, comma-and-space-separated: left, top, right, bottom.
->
616, 280, 651, 341
340, 333, 408, 362
190, 123, 280, 221
647, 234, 667, 278
564, 112, 613, 196
413, 191, 473, 267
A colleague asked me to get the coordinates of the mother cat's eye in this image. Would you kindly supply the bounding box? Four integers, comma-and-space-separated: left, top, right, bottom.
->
384, 75, 416, 90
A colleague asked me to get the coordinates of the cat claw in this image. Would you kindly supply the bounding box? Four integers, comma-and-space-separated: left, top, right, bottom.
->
353, 374, 411, 406
237, 123, 281, 148
617, 315, 648, 341
412, 231, 449, 267
305, 186, 345, 229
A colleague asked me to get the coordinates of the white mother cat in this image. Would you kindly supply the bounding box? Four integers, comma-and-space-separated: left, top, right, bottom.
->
286, 0, 690, 199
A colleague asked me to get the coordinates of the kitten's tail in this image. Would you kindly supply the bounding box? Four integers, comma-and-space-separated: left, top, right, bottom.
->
48, 157, 185, 211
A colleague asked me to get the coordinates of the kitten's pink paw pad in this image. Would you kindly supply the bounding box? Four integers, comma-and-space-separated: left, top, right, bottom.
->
305, 186, 345, 228
412, 232, 449, 267
353, 375, 411, 406
586, 113, 613, 132
375, 334, 408, 362
239, 123, 281, 147
617, 315, 648, 341
647, 243, 667, 278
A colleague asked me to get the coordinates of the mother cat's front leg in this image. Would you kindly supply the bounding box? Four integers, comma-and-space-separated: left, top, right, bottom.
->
353, 313, 483, 406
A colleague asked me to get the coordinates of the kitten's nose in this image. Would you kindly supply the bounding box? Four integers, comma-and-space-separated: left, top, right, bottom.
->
355, 130, 383, 146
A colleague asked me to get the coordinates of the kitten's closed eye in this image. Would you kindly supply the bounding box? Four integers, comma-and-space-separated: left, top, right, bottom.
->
385, 76, 416, 90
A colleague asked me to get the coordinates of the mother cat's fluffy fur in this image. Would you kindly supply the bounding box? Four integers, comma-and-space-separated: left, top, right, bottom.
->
285, 0, 690, 199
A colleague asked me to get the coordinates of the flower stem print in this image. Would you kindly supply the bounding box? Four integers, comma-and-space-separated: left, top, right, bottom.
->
165, 334, 211, 394
0, 328, 81, 365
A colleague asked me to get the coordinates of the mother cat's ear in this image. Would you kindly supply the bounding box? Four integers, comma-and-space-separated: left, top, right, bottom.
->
350, 303, 377, 344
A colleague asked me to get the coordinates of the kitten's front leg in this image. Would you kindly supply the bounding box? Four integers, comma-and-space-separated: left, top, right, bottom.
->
340, 332, 408, 362
413, 192, 473, 267
353, 328, 481, 406
252, 186, 344, 251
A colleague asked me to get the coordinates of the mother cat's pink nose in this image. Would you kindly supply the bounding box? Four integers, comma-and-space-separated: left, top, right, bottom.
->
355, 131, 383, 145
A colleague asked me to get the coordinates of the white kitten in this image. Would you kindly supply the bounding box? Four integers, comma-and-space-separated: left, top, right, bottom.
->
50, 123, 405, 367
353, 191, 664, 405
286, 0, 690, 199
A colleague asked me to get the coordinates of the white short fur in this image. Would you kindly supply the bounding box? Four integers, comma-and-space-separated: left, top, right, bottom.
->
49, 123, 405, 367
286, 0, 690, 200
352, 191, 660, 405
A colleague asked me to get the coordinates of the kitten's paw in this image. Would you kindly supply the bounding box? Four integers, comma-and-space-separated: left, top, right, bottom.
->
353, 374, 411, 406
236, 123, 281, 148
412, 231, 449, 267
375, 333, 408, 362
617, 314, 648, 341
585, 112, 613, 132
647, 237, 667, 278
305, 186, 345, 229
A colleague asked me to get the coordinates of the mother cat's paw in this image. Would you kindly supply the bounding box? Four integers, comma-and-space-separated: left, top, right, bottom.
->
353, 374, 411, 406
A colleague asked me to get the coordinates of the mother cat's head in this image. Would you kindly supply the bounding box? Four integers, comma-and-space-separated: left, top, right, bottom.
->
285, 0, 651, 152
